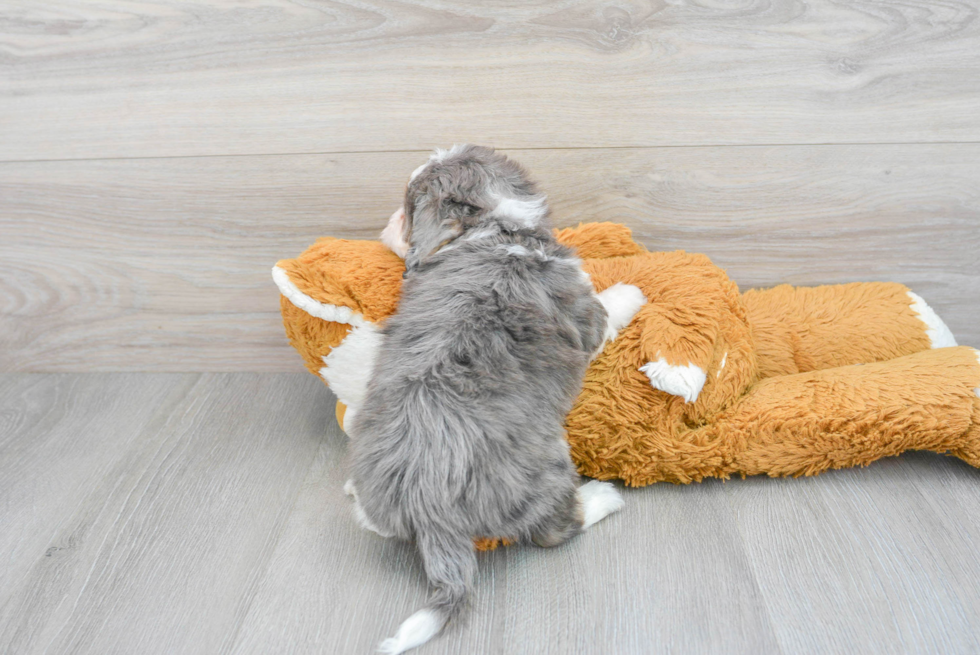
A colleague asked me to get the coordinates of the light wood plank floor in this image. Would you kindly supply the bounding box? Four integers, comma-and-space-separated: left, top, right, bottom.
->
2, 373, 979, 655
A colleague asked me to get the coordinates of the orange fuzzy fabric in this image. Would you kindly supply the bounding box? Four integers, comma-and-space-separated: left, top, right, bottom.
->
275, 223, 980, 496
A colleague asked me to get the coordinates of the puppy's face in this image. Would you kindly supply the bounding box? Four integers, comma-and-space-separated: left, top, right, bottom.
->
381, 145, 548, 272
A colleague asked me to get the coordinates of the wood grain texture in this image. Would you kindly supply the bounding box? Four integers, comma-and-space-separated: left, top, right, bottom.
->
496, 480, 781, 654
3, 1, 979, 651
0, 372, 327, 655
2, 145, 978, 372
2, 0, 980, 161
232, 432, 781, 654
726, 455, 980, 654
0, 373, 198, 598
3, 374, 979, 655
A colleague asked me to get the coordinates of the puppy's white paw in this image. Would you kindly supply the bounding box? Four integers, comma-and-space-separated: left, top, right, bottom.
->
577, 480, 625, 530
353, 499, 394, 538
348, 483, 394, 538
378, 609, 446, 654
597, 283, 647, 342
640, 357, 707, 404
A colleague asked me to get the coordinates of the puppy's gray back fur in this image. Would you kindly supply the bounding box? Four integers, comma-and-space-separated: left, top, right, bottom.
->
351, 232, 604, 537
348, 146, 607, 635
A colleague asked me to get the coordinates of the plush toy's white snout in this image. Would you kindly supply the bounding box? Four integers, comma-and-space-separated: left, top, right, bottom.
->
381, 207, 410, 258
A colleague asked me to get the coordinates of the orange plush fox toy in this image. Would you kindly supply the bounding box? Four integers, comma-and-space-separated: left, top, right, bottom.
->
274, 222, 980, 493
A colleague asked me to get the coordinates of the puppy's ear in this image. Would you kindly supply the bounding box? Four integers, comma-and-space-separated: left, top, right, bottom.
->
440, 196, 484, 228
403, 246, 421, 276
404, 194, 484, 273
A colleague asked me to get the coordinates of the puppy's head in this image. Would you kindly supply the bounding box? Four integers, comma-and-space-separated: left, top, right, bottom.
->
383, 145, 548, 273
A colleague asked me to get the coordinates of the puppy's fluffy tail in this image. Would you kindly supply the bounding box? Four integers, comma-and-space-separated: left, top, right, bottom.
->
378, 529, 476, 654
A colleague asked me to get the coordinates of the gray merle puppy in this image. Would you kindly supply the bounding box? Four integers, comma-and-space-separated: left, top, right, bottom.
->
345, 145, 647, 654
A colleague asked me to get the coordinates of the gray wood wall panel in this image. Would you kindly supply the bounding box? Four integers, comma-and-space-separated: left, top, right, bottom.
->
2, 1, 980, 160
2, 145, 978, 372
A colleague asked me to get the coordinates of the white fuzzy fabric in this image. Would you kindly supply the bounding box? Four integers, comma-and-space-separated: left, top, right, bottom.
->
640, 357, 707, 404
908, 291, 957, 348
596, 283, 647, 343
273, 264, 378, 432
380, 207, 410, 258
378, 609, 446, 655
342, 405, 359, 432
577, 480, 625, 530
318, 322, 382, 417
271, 265, 367, 328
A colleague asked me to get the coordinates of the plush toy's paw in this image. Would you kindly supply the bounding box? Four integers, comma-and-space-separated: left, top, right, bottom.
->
639, 357, 707, 404
577, 480, 625, 529
596, 282, 647, 343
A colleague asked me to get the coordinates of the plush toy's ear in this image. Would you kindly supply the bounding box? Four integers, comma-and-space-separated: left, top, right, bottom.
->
274, 237, 404, 421
554, 222, 647, 259
274, 237, 404, 324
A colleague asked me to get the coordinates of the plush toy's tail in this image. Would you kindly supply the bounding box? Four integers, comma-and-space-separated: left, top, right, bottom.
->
743, 282, 948, 379
707, 346, 980, 478
378, 529, 476, 654
953, 349, 980, 469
